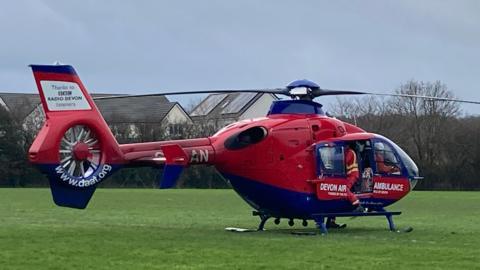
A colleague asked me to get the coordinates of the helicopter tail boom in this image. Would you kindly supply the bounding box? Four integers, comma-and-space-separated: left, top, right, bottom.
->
119, 139, 216, 188
29, 65, 126, 208
28, 64, 217, 208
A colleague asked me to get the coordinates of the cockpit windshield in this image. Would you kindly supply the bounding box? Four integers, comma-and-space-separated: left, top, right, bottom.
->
373, 141, 402, 175
375, 135, 419, 178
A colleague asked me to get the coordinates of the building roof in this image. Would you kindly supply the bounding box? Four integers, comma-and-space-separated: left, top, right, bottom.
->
2, 92, 187, 124
94, 96, 177, 123
189, 92, 276, 121
0, 93, 41, 119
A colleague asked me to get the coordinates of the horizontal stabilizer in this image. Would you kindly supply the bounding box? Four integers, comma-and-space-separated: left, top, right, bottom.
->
158, 144, 188, 189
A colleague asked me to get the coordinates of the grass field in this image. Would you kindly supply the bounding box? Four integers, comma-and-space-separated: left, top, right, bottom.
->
1, 189, 479, 270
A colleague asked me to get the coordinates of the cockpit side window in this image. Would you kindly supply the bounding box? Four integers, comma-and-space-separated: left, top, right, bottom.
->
374, 142, 401, 175
317, 144, 345, 176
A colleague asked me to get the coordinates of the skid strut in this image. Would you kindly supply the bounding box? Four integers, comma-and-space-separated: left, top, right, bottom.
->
253, 211, 272, 231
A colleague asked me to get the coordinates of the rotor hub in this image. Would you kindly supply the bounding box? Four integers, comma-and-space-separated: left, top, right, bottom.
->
286, 79, 320, 90
72, 142, 90, 161
286, 79, 321, 100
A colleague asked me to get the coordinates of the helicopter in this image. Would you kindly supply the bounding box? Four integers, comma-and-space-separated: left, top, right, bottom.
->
27, 64, 480, 234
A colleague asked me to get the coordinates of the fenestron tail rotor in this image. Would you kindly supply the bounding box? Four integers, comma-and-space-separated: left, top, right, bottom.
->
59, 125, 102, 179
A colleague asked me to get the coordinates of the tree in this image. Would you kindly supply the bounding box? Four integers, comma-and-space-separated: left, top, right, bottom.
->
388, 80, 460, 188
330, 80, 477, 190
0, 105, 30, 186
331, 96, 399, 137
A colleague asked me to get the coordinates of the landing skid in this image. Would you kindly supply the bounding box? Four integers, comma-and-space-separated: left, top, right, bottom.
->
312, 210, 406, 234
225, 227, 256, 232
229, 210, 412, 235
224, 211, 273, 233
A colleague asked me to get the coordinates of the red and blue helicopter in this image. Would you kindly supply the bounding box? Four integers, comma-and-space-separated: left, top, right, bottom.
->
28, 64, 480, 234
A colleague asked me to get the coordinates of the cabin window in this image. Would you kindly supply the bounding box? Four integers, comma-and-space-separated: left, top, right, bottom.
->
224, 126, 268, 150
317, 141, 375, 192
317, 144, 345, 176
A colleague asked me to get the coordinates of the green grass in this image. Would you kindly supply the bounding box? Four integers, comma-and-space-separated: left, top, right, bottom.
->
1, 189, 480, 270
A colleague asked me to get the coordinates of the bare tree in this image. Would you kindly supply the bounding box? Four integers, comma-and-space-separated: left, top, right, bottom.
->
389, 81, 460, 172
331, 96, 398, 137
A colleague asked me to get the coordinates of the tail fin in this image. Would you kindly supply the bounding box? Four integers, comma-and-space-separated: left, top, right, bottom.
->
158, 144, 189, 189
29, 65, 125, 209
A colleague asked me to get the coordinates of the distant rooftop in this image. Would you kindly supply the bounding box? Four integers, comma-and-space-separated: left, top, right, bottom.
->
0, 92, 41, 119
1, 92, 184, 123
190, 92, 275, 120
94, 95, 175, 123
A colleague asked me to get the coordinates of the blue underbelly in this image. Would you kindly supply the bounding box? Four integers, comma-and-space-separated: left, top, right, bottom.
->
222, 173, 395, 218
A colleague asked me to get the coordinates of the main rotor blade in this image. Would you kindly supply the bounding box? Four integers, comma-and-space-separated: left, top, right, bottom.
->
93, 88, 289, 100
322, 89, 480, 105
312, 88, 368, 97
364, 92, 480, 105
91, 85, 480, 105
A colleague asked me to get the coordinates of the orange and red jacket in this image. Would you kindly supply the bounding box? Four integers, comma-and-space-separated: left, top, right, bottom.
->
345, 148, 359, 178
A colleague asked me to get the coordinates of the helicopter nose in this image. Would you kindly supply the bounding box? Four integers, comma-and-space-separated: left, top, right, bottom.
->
374, 135, 421, 190
396, 148, 421, 189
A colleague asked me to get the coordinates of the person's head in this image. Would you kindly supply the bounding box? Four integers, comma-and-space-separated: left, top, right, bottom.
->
347, 142, 356, 150
356, 141, 365, 152
375, 143, 385, 152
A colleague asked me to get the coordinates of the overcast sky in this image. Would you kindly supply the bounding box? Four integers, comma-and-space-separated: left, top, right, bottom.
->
1, 0, 480, 114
